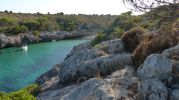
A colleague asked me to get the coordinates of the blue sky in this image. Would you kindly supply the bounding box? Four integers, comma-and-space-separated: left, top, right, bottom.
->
0, 0, 134, 15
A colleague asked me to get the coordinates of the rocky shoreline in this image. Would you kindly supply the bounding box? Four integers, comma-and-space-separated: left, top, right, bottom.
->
0, 30, 96, 49
35, 38, 179, 100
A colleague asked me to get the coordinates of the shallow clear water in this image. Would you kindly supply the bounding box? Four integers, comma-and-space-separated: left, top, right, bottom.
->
0, 39, 87, 92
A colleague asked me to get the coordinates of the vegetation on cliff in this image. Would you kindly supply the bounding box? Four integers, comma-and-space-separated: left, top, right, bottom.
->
0, 12, 117, 35
92, 3, 179, 66
0, 84, 40, 100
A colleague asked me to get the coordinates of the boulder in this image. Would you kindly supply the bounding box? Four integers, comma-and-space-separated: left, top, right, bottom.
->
162, 44, 179, 60
105, 66, 140, 100
140, 78, 168, 100
97, 39, 125, 54
137, 54, 172, 80
170, 89, 179, 100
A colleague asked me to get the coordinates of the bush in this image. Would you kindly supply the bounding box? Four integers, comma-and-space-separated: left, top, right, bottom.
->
111, 12, 133, 31
0, 17, 14, 26
5, 25, 28, 35
9, 90, 36, 100
33, 31, 40, 36
140, 20, 160, 30
37, 17, 49, 31
0, 84, 40, 100
22, 20, 40, 31
158, 23, 172, 34
23, 84, 40, 96
121, 27, 146, 52
132, 33, 178, 66
108, 28, 124, 39
56, 17, 77, 31
91, 32, 106, 46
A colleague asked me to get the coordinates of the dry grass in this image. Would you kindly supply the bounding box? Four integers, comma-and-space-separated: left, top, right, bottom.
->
132, 33, 178, 66
121, 27, 146, 52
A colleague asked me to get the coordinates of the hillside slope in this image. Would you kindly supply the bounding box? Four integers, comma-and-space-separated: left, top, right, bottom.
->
35, 4, 179, 100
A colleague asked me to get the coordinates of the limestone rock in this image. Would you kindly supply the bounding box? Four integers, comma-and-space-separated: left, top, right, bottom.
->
97, 39, 125, 54
137, 54, 172, 80
0, 34, 21, 48
170, 89, 179, 100
38, 67, 140, 100
58, 53, 133, 83
140, 78, 168, 100
162, 44, 179, 60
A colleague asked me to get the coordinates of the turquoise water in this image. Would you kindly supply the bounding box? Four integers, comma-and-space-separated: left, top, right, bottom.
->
0, 39, 87, 92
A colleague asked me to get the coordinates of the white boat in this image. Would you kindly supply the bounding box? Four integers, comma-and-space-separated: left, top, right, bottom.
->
21, 44, 28, 51
52, 40, 56, 42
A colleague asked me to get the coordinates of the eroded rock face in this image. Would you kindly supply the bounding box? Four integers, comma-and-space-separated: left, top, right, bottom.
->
35, 64, 61, 91
58, 53, 133, 84
140, 78, 168, 100
0, 34, 21, 48
137, 54, 172, 80
38, 66, 140, 100
0, 30, 90, 49
21, 34, 40, 44
34, 34, 179, 100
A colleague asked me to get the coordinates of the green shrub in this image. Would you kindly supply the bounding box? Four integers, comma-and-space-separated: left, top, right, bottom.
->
5, 25, 28, 35
108, 28, 124, 39
0, 92, 11, 100
9, 90, 36, 100
37, 17, 49, 31
33, 31, 40, 36
0, 84, 40, 100
0, 17, 14, 26
91, 32, 106, 46
140, 20, 160, 30
22, 20, 40, 31
110, 11, 140, 31
23, 84, 40, 96
56, 17, 77, 31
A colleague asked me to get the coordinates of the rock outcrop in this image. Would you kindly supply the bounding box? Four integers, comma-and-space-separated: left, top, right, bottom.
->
58, 53, 133, 84
37, 66, 140, 100
137, 54, 172, 80
162, 44, 179, 60
0, 30, 90, 49
36, 38, 179, 100
97, 39, 125, 54
0, 34, 21, 48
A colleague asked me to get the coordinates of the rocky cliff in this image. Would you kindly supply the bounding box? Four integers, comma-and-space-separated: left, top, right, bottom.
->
0, 30, 94, 49
35, 38, 179, 100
